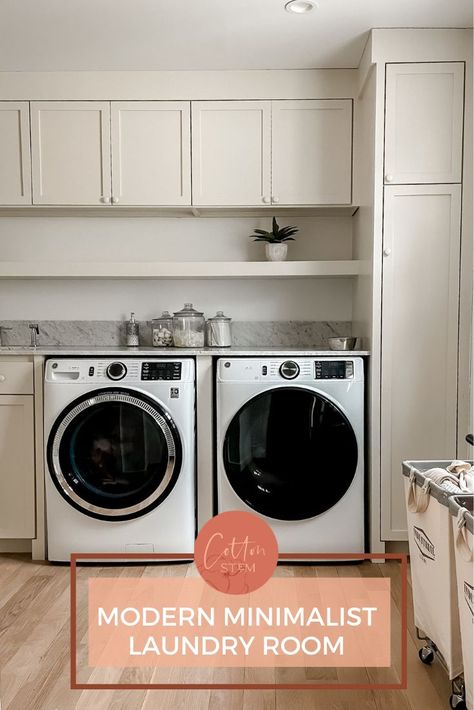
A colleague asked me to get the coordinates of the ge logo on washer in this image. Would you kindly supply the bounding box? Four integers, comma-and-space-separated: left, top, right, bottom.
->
170, 387, 180, 399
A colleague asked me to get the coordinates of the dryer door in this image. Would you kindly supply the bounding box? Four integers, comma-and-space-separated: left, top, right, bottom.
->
223, 387, 358, 521
47, 388, 182, 521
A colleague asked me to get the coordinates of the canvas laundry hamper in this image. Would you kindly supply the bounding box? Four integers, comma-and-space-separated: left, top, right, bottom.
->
402, 460, 465, 679
449, 495, 474, 710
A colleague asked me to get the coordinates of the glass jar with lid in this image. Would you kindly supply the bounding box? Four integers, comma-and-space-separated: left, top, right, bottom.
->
206, 311, 232, 347
152, 311, 174, 347
172, 303, 205, 348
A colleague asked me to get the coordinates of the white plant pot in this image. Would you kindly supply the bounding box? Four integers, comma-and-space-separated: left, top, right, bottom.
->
265, 243, 288, 262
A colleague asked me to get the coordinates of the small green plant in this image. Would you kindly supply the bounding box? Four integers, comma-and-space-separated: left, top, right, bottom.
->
249, 217, 299, 243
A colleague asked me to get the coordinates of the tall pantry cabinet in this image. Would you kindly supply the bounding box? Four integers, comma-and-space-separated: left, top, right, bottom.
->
380, 62, 465, 539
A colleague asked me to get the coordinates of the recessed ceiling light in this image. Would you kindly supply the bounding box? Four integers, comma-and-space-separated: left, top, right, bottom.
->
285, 0, 318, 14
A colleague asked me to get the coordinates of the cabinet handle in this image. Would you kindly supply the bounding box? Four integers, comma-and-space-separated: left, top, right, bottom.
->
385, 174, 394, 183
0, 375, 6, 382
101, 196, 111, 204
272, 196, 280, 204
383, 247, 392, 257
262, 196, 271, 204
111, 197, 119, 204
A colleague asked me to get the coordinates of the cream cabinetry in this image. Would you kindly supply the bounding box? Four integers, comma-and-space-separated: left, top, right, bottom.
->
192, 99, 352, 206
4, 98, 353, 209
272, 100, 352, 205
110, 101, 191, 205
191, 101, 271, 207
378, 59, 466, 542
31, 102, 111, 205
0, 102, 31, 205
380, 185, 461, 539
30, 101, 192, 206
0, 361, 35, 539
384, 63, 464, 185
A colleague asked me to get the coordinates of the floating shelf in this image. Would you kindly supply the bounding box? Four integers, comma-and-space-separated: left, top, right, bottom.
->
0, 205, 359, 218
0, 260, 361, 280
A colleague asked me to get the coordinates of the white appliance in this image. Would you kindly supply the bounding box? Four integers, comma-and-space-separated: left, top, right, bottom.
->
216, 357, 365, 554
44, 358, 195, 561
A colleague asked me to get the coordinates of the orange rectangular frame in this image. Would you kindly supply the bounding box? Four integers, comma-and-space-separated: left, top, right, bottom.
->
70, 551, 408, 691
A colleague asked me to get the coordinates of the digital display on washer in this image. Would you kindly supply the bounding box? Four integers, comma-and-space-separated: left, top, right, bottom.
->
315, 361, 348, 379
141, 362, 182, 380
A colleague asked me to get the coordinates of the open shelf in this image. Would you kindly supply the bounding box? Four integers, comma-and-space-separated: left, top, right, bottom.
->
0, 205, 359, 218
0, 260, 361, 280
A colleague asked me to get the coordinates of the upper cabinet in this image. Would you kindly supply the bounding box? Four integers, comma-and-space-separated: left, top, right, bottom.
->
111, 102, 191, 206
0, 102, 31, 205
192, 101, 271, 207
31, 102, 111, 205
272, 100, 352, 205
384, 63, 464, 185
192, 99, 353, 207
3, 97, 353, 209
30, 101, 192, 207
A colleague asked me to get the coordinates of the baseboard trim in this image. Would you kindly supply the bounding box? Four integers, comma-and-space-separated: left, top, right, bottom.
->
0, 539, 32, 553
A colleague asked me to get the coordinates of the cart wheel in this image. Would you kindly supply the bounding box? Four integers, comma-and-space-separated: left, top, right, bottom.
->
449, 693, 466, 709
418, 646, 435, 664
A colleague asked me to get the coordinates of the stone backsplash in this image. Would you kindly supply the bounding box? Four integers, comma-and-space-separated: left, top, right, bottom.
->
0, 320, 352, 348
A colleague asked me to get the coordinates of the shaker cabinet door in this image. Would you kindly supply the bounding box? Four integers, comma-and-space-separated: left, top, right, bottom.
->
111, 102, 191, 206
0, 395, 35, 538
381, 185, 461, 540
191, 101, 271, 206
271, 99, 352, 205
31, 101, 111, 205
384, 63, 464, 184
0, 102, 32, 205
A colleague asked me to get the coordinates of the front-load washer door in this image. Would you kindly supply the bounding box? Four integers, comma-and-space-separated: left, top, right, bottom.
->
223, 387, 358, 521
47, 388, 182, 521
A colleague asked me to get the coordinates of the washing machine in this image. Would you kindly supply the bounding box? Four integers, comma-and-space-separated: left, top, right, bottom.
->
216, 357, 365, 554
44, 358, 195, 561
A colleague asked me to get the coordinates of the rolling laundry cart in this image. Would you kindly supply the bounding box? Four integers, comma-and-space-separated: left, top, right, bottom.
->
449, 495, 474, 710
402, 460, 473, 708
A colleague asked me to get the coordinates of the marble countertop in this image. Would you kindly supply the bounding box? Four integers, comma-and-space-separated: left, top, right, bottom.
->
0, 345, 370, 357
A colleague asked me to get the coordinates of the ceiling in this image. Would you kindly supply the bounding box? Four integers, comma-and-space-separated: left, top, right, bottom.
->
0, 0, 471, 72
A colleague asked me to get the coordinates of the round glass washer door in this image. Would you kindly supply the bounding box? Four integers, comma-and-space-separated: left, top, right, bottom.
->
223, 387, 358, 521
47, 388, 182, 521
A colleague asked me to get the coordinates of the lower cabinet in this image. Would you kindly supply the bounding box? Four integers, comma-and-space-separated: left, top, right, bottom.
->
381, 184, 461, 540
0, 394, 35, 538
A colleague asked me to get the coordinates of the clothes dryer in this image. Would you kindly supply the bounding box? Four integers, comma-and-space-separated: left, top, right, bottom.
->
216, 357, 364, 554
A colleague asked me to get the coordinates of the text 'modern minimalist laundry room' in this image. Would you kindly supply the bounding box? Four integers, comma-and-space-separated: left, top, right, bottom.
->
0, 1, 472, 709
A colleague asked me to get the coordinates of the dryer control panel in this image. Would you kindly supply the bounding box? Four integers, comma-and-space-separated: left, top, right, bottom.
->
217, 357, 363, 383
315, 360, 354, 379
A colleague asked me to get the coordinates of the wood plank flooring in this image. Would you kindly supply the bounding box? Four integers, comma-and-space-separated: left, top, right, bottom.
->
0, 557, 452, 710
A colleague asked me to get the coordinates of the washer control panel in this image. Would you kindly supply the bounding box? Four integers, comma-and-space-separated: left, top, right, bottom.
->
141, 362, 182, 381
45, 359, 193, 383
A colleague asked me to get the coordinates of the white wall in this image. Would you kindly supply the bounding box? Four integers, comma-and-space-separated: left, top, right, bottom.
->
0, 215, 354, 321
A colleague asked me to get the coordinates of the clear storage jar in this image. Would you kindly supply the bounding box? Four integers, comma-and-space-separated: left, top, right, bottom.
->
152, 311, 174, 347
172, 303, 205, 348
206, 311, 232, 347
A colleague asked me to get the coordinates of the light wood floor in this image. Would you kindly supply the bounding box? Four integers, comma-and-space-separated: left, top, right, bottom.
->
0, 556, 452, 710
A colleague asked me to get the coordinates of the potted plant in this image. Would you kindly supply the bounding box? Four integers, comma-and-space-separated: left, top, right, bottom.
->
249, 217, 299, 262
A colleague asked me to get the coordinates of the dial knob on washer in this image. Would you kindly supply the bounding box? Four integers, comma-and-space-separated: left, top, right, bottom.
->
279, 360, 300, 380
106, 362, 127, 381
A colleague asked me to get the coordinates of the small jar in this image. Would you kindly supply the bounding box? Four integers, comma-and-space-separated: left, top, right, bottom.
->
206, 311, 232, 347
172, 303, 205, 348
126, 312, 139, 347
152, 311, 174, 347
